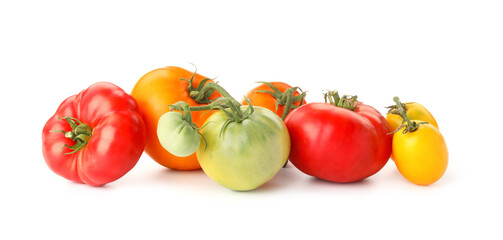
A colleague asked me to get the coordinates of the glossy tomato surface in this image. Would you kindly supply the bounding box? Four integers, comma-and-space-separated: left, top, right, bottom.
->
157, 111, 201, 157
393, 122, 448, 185
285, 102, 392, 183
42, 82, 146, 186
131, 67, 220, 170
197, 106, 290, 191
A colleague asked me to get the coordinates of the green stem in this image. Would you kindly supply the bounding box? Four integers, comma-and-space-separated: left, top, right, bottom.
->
176, 70, 256, 136
191, 81, 236, 104
181, 67, 226, 104
386, 101, 408, 114
281, 88, 295, 120
226, 99, 244, 123
170, 98, 229, 112
205, 82, 234, 99
324, 90, 358, 111
50, 116, 93, 155
170, 97, 254, 139
392, 96, 420, 132
180, 102, 193, 123
324, 90, 339, 105
170, 96, 253, 124
253, 82, 306, 120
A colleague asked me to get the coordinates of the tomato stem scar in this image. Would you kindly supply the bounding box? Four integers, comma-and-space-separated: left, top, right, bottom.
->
50, 116, 92, 154
391, 97, 429, 133
323, 90, 359, 111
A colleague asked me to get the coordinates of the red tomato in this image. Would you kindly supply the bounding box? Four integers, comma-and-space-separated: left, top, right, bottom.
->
285, 102, 392, 182
42, 82, 146, 186
242, 82, 306, 119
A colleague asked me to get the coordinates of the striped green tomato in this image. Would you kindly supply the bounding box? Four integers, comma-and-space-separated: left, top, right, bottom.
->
196, 106, 290, 191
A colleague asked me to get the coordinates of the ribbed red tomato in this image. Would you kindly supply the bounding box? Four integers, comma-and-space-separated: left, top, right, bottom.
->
42, 82, 146, 186
285, 94, 392, 183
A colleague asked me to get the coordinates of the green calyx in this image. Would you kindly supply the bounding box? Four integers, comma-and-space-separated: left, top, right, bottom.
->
385, 101, 409, 114
253, 81, 306, 120
180, 66, 216, 104
389, 96, 428, 133
168, 102, 211, 151
324, 90, 359, 111
169, 95, 254, 140
177, 67, 255, 139
181, 68, 233, 104
215, 97, 254, 138
50, 116, 93, 154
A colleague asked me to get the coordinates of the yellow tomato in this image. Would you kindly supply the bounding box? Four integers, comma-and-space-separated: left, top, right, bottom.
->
392, 122, 448, 185
386, 102, 438, 132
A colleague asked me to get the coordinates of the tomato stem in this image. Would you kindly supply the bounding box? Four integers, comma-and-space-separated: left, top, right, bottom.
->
170, 96, 255, 137
179, 102, 193, 124
177, 69, 257, 136
391, 97, 429, 133
324, 90, 359, 111
253, 82, 306, 120
385, 101, 409, 114
167, 102, 212, 151
50, 116, 93, 155
182, 69, 234, 104
181, 67, 215, 104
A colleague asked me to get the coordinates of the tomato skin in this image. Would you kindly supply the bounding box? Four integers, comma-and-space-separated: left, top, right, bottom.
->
285, 102, 392, 183
196, 106, 290, 191
131, 67, 220, 170
242, 82, 305, 118
42, 82, 146, 186
157, 112, 200, 157
393, 122, 448, 185
386, 102, 438, 131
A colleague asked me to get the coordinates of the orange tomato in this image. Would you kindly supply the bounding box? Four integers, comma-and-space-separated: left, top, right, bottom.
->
131, 67, 220, 170
242, 82, 306, 119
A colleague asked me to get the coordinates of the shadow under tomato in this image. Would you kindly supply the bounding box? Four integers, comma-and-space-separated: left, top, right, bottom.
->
153, 168, 208, 183
246, 180, 282, 193
67, 180, 113, 190
307, 176, 373, 188
125, 166, 216, 192
250, 166, 303, 193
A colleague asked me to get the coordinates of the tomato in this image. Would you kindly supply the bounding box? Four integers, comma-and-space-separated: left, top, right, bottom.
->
157, 111, 200, 157
389, 97, 448, 185
42, 82, 146, 186
242, 82, 306, 119
392, 121, 448, 185
386, 102, 438, 131
131, 67, 220, 170
285, 93, 392, 183
196, 106, 290, 191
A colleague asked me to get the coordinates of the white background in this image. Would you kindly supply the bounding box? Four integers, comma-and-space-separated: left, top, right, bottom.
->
1, 0, 502, 239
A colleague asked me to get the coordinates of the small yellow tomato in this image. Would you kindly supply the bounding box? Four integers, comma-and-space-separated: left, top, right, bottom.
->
386, 102, 438, 132
392, 122, 448, 185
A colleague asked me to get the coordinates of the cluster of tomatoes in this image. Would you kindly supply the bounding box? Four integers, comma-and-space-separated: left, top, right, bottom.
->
42, 66, 448, 190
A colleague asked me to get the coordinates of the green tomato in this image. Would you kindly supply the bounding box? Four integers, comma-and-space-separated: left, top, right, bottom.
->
157, 111, 200, 157
196, 106, 290, 191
